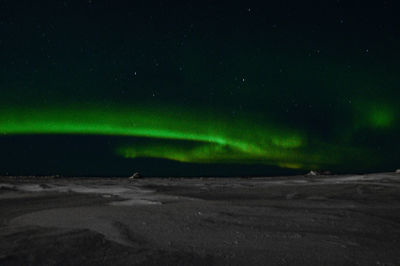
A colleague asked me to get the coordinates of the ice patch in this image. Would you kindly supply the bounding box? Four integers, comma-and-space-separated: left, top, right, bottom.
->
110, 199, 162, 206
8, 183, 169, 206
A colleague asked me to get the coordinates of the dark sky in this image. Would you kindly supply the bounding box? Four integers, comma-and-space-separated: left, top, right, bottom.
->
0, 0, 399, 176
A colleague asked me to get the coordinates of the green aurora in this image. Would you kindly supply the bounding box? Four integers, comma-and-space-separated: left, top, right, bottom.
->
0, 102, 395, 171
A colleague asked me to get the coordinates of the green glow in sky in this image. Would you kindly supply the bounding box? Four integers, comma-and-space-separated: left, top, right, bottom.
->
116, 142, 309, 169
0, 102, 394, 171
0, 105, 302, 146
354, 102, 395, 130
0, 104, 319, 168
0, 1, 399, 176
368, 107, 394, 128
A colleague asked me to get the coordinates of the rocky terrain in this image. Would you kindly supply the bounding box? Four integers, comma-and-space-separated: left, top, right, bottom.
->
1, 172, 400, 265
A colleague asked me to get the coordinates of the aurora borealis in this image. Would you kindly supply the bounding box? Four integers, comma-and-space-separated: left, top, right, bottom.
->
0, 1, 399, 176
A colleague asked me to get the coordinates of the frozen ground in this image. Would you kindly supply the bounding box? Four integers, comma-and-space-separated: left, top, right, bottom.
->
1, 172, 400, 265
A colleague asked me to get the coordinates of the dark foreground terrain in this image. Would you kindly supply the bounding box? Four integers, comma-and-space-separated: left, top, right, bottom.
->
1, 173, 400, 265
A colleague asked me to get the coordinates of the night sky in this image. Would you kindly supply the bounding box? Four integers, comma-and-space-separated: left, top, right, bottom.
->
0, 0, 399, 176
